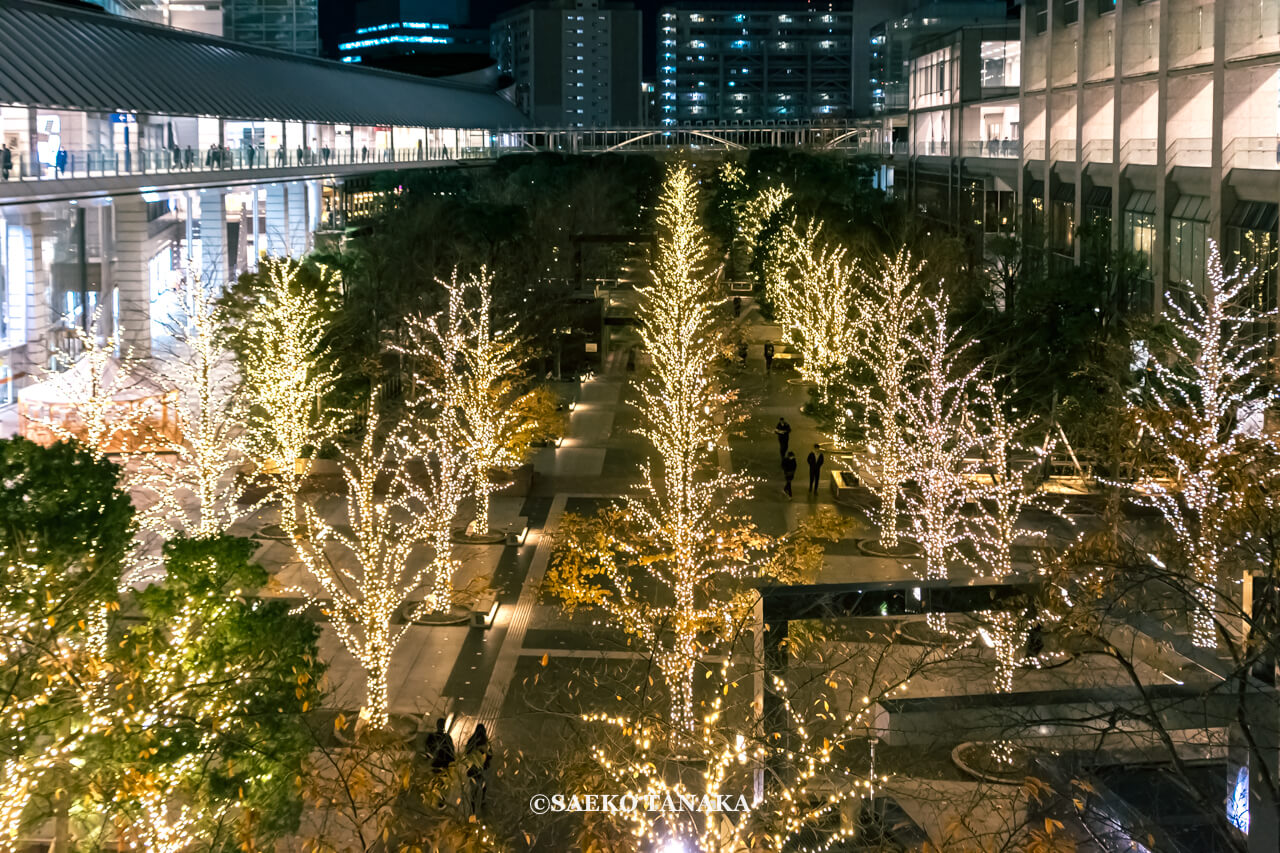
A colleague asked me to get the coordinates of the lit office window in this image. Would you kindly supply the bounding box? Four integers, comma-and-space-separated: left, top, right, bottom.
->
980, 41, 1021, 88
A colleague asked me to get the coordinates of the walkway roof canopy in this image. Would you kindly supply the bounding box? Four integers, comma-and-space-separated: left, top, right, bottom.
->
0, 0, 526, 129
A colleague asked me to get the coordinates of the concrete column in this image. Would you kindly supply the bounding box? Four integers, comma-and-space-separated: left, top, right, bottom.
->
264, 184, 290, 257
251, 187, 260, 270
1209, 0, 1227, 254
1111, 0, 1125, 256
199, 188, 227, 290
9, 212, 45, 376
112, 193, 154, 357
1073, 15, 1086, 266
286, 182, 307, 256
1152, 0, 1171, 309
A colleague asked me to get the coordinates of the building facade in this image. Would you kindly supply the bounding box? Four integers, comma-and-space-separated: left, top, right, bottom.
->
869, 0, 1011, 115
491, 0, 643, 127
223, 0, 319, 54
657, 5, 856, 125
335, 0, 490, 74
876, 0, 1280, 318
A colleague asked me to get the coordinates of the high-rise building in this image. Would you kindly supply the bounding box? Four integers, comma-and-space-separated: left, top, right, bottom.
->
491, 0, 643, 127
656, 4, 857, 126
223, 0, 319, 54
91, 0, 224, 36
335, 0, 491, 76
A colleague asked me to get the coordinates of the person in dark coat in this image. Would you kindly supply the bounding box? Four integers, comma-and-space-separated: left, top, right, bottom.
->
763, 341, 775, 371
2, 144, 12, 180
782, 451, 798, 497
806, 444, 825, 495
184, 146, 194, 169
464, 723, 492, 812
423, 717, 455, 771
775, 417, 791, 459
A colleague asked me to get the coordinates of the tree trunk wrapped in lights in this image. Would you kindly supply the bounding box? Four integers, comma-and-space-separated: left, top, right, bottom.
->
767, 221, 858, 397
235, 258, 345, 535
1134, 241, 1274, 649
293, 391, 449, 729
901, 295, 982, 631
851, 248, 930, 549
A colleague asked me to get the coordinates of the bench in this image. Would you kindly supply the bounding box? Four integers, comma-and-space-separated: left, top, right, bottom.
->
830, 470, 860, 501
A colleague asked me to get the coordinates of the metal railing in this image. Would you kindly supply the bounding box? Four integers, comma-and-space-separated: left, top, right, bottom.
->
959, 140, 1021, 158
0, 143, 503, 185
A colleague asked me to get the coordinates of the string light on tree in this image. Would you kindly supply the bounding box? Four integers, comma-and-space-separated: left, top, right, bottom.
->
901, 294, 982, 631
768, 221, 859, 398
850, 249, 930, 549
294, 390, 449, 728
236, 258, 345, 535
1133, 241, 1274, 649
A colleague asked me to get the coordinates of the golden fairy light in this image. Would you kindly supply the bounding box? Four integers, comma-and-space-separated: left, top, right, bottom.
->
767, 221, 859, 396
235, 258, 345, 535
293, 390, 451, 729
851, 248, 929, 549
901, 294, 982, 630
1133, 241, 1275, 649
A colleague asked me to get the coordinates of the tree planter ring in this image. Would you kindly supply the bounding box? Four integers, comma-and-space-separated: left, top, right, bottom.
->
855, 538, 920, 558
450, 528, 507, 545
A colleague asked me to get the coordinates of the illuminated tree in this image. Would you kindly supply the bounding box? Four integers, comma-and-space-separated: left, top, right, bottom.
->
293, 391, 449, 729
0, 437, 133, 848
971, 385, 1059, 581
901, 295, 982, 630
768, 221, 859, 396
130, 272, 261, 562
851, 249, 930, 549
631, 162, 764, 731
235, 257, 345, 534
26, 308, 151, 454
1134, 241, 1275, 648
392, 276, 469, 612
93, 535, 323, 852
454, 267, 543, 537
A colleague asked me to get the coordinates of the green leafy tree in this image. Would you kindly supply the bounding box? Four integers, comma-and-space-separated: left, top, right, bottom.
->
89, 535, 324, 851
0, 437, 133, 848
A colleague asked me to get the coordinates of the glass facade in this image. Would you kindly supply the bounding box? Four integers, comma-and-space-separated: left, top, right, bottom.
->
1168, 194, 1210, 291
980, 40, 1021, 88
224, 0, 320, 55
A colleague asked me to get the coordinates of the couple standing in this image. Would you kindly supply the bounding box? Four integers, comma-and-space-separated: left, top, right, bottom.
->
775, 418, 823, 497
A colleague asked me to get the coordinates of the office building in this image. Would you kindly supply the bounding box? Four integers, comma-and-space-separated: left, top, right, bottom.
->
657, 4, 857, 125
335, 0, 490, 76
224, 0, 319, 54
877, 0, 1280, 319
491, 0, 643, 127
91, 0, 319, 54
869, 0, 1011, 115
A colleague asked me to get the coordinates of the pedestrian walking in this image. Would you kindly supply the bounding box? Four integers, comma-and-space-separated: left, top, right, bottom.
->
464, 724, 493, 813
185, 145, 194, 169
1, 144, 11, 180
806, 444, 825, 495
733, 295, 742, 317
782, 451, 797, 497
295, 145, 303, 165
763, 341, 775, 371
737, 341, 748, 365
246, 145, 255, 168
774, 417, 791, 459
423, 717, 455, 771
276, 144, 285, 167
361, 145, 368, 162
55, 147, 67, 176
